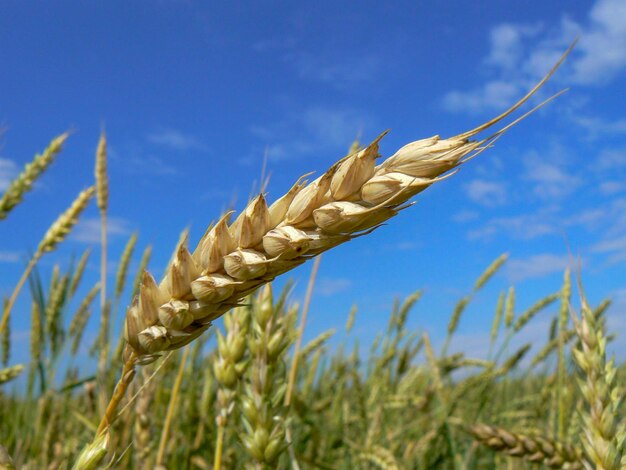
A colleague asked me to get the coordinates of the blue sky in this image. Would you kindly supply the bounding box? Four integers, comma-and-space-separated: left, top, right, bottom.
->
1, 0, 626, 369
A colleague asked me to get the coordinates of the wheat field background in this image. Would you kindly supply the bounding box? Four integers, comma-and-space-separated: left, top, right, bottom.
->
1, 2, 625, 469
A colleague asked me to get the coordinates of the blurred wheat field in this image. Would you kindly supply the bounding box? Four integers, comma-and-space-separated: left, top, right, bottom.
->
0, 45, 625, 470
1, 249, 624, 469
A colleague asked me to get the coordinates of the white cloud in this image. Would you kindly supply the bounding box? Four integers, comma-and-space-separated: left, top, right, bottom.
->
485, 23, 542, 70
452, 210, 479, 223
443, 81, 522, 114
468, 210, 558, 241
109, 144, 180, 177
600, 181, 626, 195
506, 253, 572, 282
465, 179, 507, 207
0, 158, 18, 191
249, 106, 373, 163
594, 147, 626, 171
0, 251, 21, 263
290, 52, 381, 87
569, 114, 626, 139
570, 0, 626, 85
442, 0, 626, 113
592, 235, 626, 264
72, 217, 133, 244
523, 151, 581, 199
316, 278, 352, 296
147, 129, 209, 152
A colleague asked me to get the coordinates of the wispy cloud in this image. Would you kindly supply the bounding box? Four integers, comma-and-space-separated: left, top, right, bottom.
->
0, 158, 18, 191
468, 209, 559, 241
592, 235, 626, 264
452, 210, 480, 223
72, 217, 133, 244
569, 0, 626, 85
248, 105, 374, 163
594, 147, 626, 172
0, 251, 21, 263
443, 81, 523, 115
568, 113, 626, 140
523, 150, 581, 200
253, 34, 381, 89
506, 253, 572, 282
147, 129, 209, 152
289, 52, 381, 88
600, 180, 626, 195
464, 179, 507, 207
109, 145, 179, 177
316, 278, 352, 296
442, 0, 626, 113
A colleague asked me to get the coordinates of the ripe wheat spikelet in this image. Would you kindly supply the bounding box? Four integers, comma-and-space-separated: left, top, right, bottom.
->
124, 52, 571, 364
89, 44, 574, 442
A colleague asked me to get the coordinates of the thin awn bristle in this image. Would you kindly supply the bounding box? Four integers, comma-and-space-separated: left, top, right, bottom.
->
457, 39, 577, 140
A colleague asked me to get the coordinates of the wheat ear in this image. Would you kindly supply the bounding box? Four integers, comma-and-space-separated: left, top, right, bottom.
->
212, 305, 250, 470
92, 44, 574, 442
0, 364, 24, 385
95, 131, 111, 415
571, 296, 625, 469
0, 133, 68, 220
0, 187, 95, 339
469, 423, 583, 469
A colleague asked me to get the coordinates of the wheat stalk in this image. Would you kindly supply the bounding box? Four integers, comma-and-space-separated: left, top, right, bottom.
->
95, 130, 112, 416
212, 305, 250, 470
88, 44, 574, 450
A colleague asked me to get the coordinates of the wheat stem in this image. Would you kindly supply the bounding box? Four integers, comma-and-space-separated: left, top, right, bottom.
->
156, 346, 190, 466
96, 348, 137, 435
0, 254, 40, 338
285, 254, 321, 407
